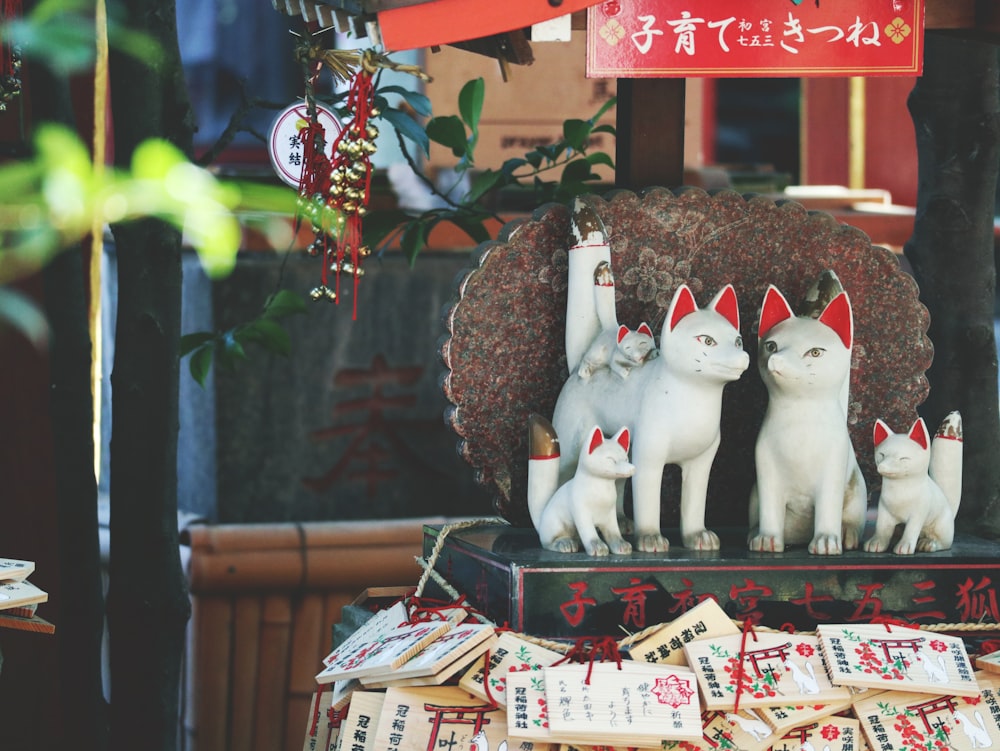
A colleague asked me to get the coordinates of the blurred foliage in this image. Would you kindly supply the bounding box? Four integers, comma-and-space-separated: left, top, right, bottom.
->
364, 77, 617, 264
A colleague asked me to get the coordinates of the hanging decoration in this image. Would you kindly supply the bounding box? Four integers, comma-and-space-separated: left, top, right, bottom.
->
0, 0, 23, 111
275, 37, 428, 319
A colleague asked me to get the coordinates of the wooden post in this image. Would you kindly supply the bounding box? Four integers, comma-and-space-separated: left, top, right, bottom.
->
615, 78, 686, 190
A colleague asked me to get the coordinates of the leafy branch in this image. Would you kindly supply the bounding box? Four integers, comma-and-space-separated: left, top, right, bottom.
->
180, 289, 307, 386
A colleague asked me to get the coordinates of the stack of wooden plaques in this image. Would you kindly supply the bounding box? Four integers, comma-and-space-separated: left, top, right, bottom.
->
303, 595, 1000, 751
0, 558, 54, 634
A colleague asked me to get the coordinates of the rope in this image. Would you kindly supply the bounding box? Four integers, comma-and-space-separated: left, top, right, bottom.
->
413, 517, 507, 598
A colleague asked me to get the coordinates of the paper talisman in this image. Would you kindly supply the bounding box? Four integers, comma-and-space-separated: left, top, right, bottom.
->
315, 619, 450, 684
543, 662, 703, 744
625, 598, 740, 667
854, 672, 1000, 751
685, 633, 851, 710
337, 691, 386, 751
818, 624, 979, 696
371, 686, 506, 751
459, 632, 565, 708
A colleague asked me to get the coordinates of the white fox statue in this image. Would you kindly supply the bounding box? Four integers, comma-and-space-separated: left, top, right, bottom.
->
527, 416, 635, 555
748, 278, 867, 555
531, 199, 749, 553
864, 411, 963, 554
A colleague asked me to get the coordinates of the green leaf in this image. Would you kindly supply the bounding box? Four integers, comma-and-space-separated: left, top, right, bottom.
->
500, 157, 528, 177
381, 108, 430, 157
263, 289, 307, 319
362, 208, 414, 250
560, 159, 594, 184
189, 345, 213, 387
400, 221, 429, 265
458, 77, 485, 132
179, 331, 216, 357
591, 123, 617, 137
220, 331, 248, 368
378, 85, 433, 118
131, 138, 186, 181
0, 286, 48, 349
524, 150, 543, 168
589, 96, 617, 123
239, 318, 291, 357
466, 169, 503, 204
426, 115, 468, 158
448, 215, 492, 245
563, 119, 592, 152
586, 152, 615, 169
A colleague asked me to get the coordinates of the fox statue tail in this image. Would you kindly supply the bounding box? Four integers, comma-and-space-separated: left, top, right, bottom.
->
565, 198, 614, 372
929, 411, 963, 517
527, 414, 561, 530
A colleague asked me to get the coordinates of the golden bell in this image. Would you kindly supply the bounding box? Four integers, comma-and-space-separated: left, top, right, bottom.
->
342, 201, 357, 213
329, 184, 344, 197
309, 285, 330, 301
370, 107, 381, 117
355, 205, 367, 217
365, 124, 379, 140
358, 246, 372, 258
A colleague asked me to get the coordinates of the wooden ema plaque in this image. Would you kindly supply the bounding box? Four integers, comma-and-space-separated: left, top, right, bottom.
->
509, 662, 702, 746
301, 685, 347, 751
818, 624, 979, 696
337, 691, 386, 751
0, 558, 34, 582
754, 689, 865, 732
371, 686, 507, 751
316, 602, 451, 684
854, 672, 1000, 751
684, 633, 851, 710
625, 598, 740, 666
362, 626, 497, 689
0, 579, 47, 610
459, 632, 565, 708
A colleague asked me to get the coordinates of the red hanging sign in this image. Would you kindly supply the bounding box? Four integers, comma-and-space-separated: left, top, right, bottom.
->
586, 0, 924, 78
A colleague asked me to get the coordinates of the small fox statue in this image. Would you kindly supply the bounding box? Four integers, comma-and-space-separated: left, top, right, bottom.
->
864, 411, 963, 555
527, 415, 635, 556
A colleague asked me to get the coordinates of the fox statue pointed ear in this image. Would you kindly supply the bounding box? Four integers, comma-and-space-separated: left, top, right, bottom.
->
666, 285, 698, 333
637, 322, 653, 338
908, 418, 930, 450
617, 324, 629, 344
587, 426, 605, 455
613, 426, 630, 452
758, 285, 794, 340
873, 419, 893, 447
818, 291, 853, 349
710, 284, 740, 330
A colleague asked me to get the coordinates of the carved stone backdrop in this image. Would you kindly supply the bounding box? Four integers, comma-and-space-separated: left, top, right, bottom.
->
441, 187, 933, 528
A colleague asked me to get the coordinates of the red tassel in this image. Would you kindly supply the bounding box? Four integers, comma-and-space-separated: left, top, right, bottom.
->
1, 0, 21, 77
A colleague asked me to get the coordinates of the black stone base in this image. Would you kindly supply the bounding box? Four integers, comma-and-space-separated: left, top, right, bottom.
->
423, 524, 1000, 639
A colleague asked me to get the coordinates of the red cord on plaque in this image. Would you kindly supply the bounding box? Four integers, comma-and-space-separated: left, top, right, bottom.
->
732, 619, 759, 714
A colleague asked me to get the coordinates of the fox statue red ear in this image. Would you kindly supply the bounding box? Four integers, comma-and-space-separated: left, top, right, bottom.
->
668, 285, 697, 332
908, 418, 929, 450
637, 322, 653, 338
758, 285, 794, 340
617, 324, 629, 344
587, 426, 604, 455
615, 427, 630, 452
818, 292, 853, 349
711, 284, 740, 330
873, 419, 892, 447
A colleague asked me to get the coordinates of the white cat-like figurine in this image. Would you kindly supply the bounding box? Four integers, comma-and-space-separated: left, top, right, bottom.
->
527, 415, 634, 556
748, 278, 867, 555
552, 282, 749, 552
578, 322, 657, 380
864, 411, 963, 555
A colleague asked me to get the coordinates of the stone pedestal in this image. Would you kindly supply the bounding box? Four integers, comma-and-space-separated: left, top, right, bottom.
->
424, 523, 1000, 640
